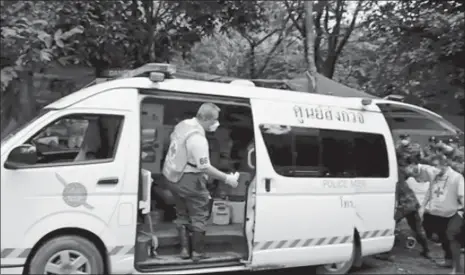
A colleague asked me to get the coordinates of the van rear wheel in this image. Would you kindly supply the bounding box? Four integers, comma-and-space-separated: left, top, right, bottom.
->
315, 241, 356, 275
28, 236, 104, 275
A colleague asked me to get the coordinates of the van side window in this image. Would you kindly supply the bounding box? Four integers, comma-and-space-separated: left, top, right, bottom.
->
26, 114, 124, 165
260, 124, 390, 178
320, 130, 354, 177
259, 125, 295, 173
260, 124, 321, 177
353, 132, 389, 177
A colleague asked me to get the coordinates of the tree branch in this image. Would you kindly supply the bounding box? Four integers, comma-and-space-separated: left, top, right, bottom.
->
153, 0, 163, 24
313, 1, 326, 71
256, 16, 292, 76
330, 0, 344, 51
255, 29, 279, 46
323, 3, 330, 33
284, 0, 304, 36
335, 1, 362, 56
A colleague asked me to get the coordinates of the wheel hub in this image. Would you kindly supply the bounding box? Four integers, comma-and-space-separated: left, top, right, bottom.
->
324, 261, 347, 272
45, 250, 91, 275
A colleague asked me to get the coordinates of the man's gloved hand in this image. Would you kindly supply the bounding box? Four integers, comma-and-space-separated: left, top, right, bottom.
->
225, 172, 240, 188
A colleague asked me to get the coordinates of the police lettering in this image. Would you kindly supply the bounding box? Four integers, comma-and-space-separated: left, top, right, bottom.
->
323, 180, 348, 188
323, 179, 366, 189
294, 105, 364, 124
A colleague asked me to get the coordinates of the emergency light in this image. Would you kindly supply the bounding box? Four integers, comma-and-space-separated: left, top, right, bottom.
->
361, 98, 372, 106
383, 94, 405, 102
230, 80, 255, 87
118, 63, 177, 81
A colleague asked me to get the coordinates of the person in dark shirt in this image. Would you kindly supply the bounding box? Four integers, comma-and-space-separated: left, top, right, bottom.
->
396, 134, 424, 164
377, 157, 431, 261
423, 136, 439, 164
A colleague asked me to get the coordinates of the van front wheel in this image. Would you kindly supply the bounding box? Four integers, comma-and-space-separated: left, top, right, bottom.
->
315, 242, 356, 275
28, 236, 104, 275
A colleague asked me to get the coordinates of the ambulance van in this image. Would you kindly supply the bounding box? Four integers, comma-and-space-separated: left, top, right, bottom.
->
0, 64, 460, 275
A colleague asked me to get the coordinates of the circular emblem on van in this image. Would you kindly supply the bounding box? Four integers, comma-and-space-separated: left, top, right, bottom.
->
55, 173, 94, 210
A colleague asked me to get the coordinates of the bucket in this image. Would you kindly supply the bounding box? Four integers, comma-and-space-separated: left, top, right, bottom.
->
136, 234, 152, 262
405, 236, 417, 249
212, 200, 231, 225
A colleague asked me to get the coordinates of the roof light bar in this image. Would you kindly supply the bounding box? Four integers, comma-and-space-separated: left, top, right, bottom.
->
383, 94, 405, 102
118, 63, 176, 79
230, 80, 255, 87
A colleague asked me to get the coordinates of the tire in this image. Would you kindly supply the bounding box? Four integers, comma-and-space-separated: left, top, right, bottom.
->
28, 235, 104, 275
315, 240, 356, 275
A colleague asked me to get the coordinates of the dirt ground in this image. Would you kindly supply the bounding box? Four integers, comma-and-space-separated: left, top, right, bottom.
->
249, 244, 464, 275
353, 245, 464, 274
355, 219, 463, 274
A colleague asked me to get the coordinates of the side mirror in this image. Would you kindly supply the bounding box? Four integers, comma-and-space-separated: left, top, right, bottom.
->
4, 144, 38, 170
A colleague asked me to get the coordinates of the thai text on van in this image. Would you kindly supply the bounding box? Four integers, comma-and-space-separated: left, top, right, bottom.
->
294, 105, 364, 124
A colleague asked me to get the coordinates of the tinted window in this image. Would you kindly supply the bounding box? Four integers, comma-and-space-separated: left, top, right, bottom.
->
377, 104, 457, 133
320, 130, 354, 177
260, 124, 389, 178
293, 128, 319, 168
391, 116, 450, 131
22, 114, 124, 165
260, 124, 320, 177
353, 132, 389, 177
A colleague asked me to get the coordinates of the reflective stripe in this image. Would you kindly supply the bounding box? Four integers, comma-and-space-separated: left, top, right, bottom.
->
1, 248, 32, 259
254, 235, 352, 251
108, 246, 134, 256
361, 229, 394, 239
2, 230, 394, 258
253, 229, 394, 252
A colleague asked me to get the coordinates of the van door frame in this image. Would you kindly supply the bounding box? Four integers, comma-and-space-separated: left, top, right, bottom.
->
135, 89, 256, 273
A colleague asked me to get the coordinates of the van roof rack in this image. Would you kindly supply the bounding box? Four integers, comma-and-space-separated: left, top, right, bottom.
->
83, 63, 177, 88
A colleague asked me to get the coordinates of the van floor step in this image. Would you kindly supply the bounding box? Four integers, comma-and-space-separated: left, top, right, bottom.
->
140, 222, 244, 238
156, 235, 245, 248
137, 251, 242, 266
138, 222, 246, 247
155, 242, 247, 257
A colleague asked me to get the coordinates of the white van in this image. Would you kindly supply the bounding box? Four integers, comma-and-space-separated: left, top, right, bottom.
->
0, 64, 460, 275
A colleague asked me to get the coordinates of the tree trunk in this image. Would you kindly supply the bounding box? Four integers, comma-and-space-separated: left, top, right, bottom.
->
322, 54, 337, 79
249, 45, 256, 79
304, 0, 318, 93
18, 72, 36, 124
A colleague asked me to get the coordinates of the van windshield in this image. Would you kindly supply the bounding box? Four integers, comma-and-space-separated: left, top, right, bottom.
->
1, 108, 52, 146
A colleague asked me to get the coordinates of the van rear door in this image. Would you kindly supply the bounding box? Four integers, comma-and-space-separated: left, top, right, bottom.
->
250, 99, 354, 269
376, 101, 461, 147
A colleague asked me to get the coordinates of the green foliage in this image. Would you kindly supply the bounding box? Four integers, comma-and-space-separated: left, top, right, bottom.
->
352, 0, 464, 103
1, 1, 83, 91
1, 0, 463, 121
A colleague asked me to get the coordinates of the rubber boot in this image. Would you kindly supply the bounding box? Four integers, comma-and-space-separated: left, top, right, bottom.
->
417, 236, 432, 259
436, 259, 453, 268
177, 225, 190, 259
191, 231, 209, 262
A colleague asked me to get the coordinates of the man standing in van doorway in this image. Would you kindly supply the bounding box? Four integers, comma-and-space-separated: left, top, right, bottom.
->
409, 154, 464, 274
162, 103, 239, 261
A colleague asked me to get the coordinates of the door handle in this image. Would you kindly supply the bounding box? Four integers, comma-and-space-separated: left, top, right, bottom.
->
97, 177, 119, 185
265, 178, 271, 192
